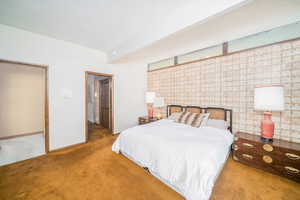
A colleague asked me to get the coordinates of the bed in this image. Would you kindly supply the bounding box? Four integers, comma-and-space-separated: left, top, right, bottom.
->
112, 105, 233, 200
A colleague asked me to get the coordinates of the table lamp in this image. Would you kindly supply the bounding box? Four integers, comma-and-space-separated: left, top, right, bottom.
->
254, 86, 284, 142
145, 92, 155, 118
153, 97, 165, 119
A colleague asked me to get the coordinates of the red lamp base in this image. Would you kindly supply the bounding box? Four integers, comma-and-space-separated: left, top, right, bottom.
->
261, 112, 274, 143
147, 104, 153, 118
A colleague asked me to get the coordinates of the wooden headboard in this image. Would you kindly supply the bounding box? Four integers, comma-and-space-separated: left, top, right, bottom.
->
167, 105, 233, 132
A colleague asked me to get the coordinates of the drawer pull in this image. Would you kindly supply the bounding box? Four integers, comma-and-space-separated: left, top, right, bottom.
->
242, 154, 253, 160
232, 144, 238, 151
262, 155, 273, 164
242, 143, 254, 148
233, 155, 239, 161
284, 166, 300, 174
262, 144, 274, 152
234, 136, 239, 141
285, 153, 300, 160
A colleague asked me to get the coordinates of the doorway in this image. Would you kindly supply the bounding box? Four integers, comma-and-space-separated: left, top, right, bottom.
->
0, 59, 49, 166
85, 71, 113, 142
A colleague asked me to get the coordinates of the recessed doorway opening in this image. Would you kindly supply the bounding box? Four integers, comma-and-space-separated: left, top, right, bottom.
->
0, 59, 49, 166
85, 71, 113, 142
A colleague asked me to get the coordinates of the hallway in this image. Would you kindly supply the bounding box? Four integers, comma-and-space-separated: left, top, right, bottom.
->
86, 72, 113, 143
88, 123, 111, 142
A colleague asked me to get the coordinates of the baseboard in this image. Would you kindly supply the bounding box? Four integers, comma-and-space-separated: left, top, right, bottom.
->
50, 142, 86, 153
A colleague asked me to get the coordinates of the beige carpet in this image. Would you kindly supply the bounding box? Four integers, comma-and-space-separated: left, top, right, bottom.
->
0, 135, 299, 200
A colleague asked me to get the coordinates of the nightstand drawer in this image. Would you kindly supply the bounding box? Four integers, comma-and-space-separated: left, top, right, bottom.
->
234, 139, 258, 151
233, 132, 300, 183
138, 116, 158, 125
235, 149, 298, 167
233, 150, 266, 169
235, 137, 281, 153
234, 136, 300, 166
233, 139, 266, 156
273, 148, 300, 166
274, 165, 300, 182
233, 149, 300, 183
234, 150, 300, 182
139, 118, 147, 123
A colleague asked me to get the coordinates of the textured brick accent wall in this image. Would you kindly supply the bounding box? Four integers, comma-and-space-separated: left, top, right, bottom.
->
148, 39, 300, 143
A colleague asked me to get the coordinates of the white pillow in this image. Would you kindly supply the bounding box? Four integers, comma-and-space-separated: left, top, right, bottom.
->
205, 119, 229, 130
199, 113, 210, 126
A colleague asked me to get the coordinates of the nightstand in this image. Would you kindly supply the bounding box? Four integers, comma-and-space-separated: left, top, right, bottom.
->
138, 116, 158, 125
232, 132, 300, 183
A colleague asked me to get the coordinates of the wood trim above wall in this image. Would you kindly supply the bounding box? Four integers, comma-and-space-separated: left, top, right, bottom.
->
0, 59, 48, 69
86, 71, 113, 77
148, 37, 300, 72
0, 131, 44, 140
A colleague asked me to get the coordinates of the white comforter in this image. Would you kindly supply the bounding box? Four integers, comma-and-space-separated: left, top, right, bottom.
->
112, 119, 233, 200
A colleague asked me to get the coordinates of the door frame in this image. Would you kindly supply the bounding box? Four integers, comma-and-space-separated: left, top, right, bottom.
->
85, 71, 114, 142
99, 78, 111, 129
0, 59, 50, 153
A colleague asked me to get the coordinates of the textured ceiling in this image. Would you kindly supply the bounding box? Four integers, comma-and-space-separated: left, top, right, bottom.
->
0, 0, 250, 61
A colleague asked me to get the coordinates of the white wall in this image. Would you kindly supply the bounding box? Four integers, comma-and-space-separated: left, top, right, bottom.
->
0, 24, 147, 151
0, 133, 45, 166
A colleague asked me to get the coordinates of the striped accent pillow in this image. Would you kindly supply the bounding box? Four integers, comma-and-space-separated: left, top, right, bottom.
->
185, 112, 198, 125
168, 112, 183, 121
177, 112, 209, 127
191, 113, 209, 127
177, 111, 189, 123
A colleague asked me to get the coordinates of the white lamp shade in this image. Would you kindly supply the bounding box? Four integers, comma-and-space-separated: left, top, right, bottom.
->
145, 92, 156, 103
254, 86, 284, 111
153, 97, 165, 108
